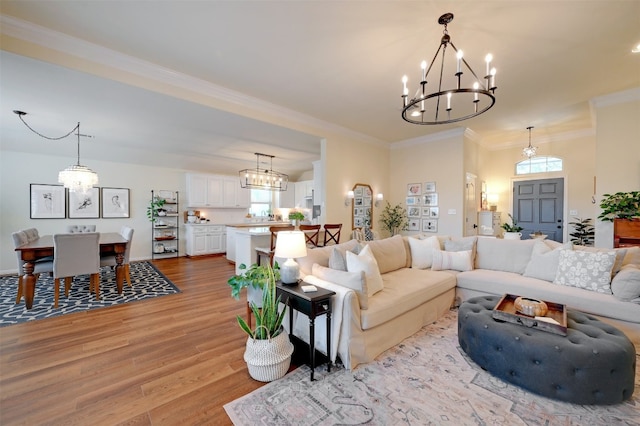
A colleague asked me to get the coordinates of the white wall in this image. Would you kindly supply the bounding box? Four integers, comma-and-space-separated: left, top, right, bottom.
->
1, 150, 189, 273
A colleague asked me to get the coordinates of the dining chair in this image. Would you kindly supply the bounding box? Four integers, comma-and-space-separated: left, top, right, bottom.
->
66, 225, 97, 233
100, 226, 134, 286
299, 224, 321, 248
53, 233, 100, 308
255, 225, 295, 267
12, 230, 53, 304
323, 224, 342, 246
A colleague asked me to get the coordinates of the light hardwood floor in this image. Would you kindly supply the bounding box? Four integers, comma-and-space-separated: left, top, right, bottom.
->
0, 256, 264, 425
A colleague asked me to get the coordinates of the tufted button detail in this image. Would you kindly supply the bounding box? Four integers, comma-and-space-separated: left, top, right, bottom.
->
533, 359, 541, 365
483, 324, 488, 329
514, 336, 520, 341
593, 349, 599, 355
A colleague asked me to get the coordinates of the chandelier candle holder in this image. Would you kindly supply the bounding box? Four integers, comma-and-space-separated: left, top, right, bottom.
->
522, 126, 538, 159
13, 110, 98, 193
401, 13, 497, 125
239, 152, 289, 191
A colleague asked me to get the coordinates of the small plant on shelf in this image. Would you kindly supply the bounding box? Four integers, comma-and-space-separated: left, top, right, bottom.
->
501, 213, 523, 233
146, 196, 166, 222
288, 210, 305, 221
569, 217, 595, 246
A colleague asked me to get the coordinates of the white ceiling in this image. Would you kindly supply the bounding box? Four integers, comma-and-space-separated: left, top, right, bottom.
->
1, 1, 639, 178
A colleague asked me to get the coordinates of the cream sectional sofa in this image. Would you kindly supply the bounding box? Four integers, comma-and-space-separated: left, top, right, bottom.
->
294, 235, 640, 370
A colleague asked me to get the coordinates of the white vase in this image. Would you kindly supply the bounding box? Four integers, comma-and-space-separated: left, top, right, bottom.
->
503, 232, 522, 240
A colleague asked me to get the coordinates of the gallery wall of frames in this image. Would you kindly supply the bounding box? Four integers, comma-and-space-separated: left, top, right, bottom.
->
30, 184, 130, 219
406, 182, 438, 233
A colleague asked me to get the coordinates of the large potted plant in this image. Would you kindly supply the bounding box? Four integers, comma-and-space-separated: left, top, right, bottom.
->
501, 213, 523, 240
598, 191, 640, 247
234, 265, 293, 382
228, 262, 280, 304
569, 217, 595, 246
379, 202, 408, 236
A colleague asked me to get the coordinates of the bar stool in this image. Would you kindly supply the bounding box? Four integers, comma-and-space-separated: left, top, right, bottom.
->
323, 224, 342, 246
299, 224, 321, 247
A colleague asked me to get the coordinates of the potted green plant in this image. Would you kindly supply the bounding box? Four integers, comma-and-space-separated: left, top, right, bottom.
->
146, 196, 166, 223
234, 265, 293, 382
597, 191, 640, 222
569, 217, 595, 246
288, 210, 305, 228
228, 262, 280, 301
501, 213, 523, 240
379, 202, 409, 236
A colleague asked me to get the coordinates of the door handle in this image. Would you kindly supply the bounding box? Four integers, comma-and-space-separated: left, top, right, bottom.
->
473, 224, 478, 229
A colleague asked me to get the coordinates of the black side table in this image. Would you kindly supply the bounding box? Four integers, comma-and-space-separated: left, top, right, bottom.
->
276, 281, 336, 381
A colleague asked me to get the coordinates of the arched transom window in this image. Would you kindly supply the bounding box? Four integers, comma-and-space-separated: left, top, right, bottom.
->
516, 156, 563, 175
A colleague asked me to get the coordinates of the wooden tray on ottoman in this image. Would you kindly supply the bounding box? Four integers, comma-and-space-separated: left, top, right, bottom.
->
492, 293, 568, 336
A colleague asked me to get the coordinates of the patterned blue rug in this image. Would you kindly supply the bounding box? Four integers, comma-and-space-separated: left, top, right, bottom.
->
0, 261, 180, 326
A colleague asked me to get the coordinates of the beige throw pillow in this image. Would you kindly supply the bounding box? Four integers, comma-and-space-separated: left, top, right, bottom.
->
523, 241, 572, 282
408, 235, 440, 269
431, 249, 473, 272
312, 263, 368, 309
346, 244, 384, 296
364, 235, 407, 274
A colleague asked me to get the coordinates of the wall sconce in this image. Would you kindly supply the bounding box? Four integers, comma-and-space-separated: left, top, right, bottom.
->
375, 193, 384, 207
345, 190, 354, 206
488, 193, 499, 211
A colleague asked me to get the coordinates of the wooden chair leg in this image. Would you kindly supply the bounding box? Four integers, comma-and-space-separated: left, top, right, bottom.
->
64, 277, 73, 297
93, 274, 100, 300
16, 276, 23, 304
125, 264, 132, 286
54, 277, 60, 308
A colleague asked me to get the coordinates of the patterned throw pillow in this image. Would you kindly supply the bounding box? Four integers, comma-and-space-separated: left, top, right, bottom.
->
554, 249, 616, 294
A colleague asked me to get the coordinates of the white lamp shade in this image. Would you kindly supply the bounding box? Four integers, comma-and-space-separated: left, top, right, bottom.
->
274, 231, 307, 259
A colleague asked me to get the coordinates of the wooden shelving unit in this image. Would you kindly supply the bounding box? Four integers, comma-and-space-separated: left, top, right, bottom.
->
151, 190, 180, 259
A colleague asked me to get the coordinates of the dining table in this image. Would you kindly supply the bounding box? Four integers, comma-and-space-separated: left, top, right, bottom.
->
14, 232, 129, 309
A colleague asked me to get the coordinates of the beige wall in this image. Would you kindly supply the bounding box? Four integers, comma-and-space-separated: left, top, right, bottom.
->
390, 130, 465, 238
593, 91, 640, 247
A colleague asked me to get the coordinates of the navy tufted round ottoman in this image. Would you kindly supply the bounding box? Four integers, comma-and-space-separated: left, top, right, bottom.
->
458, 295, 636, 405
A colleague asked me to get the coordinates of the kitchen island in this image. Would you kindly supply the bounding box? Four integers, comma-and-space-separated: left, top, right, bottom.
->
225, 222, 290, 266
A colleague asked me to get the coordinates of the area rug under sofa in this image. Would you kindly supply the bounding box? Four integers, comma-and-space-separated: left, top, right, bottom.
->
224, 310, 640, 425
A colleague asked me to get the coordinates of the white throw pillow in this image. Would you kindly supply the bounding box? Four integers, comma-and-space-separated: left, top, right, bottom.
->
523, 241, 572, 282
312, 263, 368, 309
554, 249, 616, 294
346, 245, 384, 296
431, 249, 473, 272
610, 264, 640, 302
408, 235, 440, 269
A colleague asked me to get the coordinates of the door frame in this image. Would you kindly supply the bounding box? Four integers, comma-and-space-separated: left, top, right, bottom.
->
509, 171, 569, 242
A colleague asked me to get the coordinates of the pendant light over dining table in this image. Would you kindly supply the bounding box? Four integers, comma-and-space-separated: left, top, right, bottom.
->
401, 13, 497, 125
239, 152, 288, 191
13, 110, 98, 193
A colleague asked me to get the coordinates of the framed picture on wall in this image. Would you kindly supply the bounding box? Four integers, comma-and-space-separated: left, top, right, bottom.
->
407, 206, 421, 218
406, 196, 419, 206
407, 183, 422, 196
423, 193, 438, 206
424, 182, 436, 193
101, 187, 130, 218
30, 184, 66, 219
422, 219, 438, 233
68, 187, 100, 219
408, 219, 420, 231
429, 207, 440, 218
421, 207, 431, 217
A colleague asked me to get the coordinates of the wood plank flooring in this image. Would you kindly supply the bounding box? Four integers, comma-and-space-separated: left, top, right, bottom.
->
0, 256, 264, 425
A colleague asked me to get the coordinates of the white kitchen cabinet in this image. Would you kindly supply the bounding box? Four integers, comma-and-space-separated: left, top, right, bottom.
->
186, 173, 249, 208
225, 226, 237, 262
294, 180, 313, 207
185, 225, 226, 256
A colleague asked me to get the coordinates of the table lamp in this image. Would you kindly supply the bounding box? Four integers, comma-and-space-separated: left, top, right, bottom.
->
274, 231, 307, 285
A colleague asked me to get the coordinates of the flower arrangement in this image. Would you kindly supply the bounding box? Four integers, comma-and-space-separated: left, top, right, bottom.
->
379, 202, 408, 236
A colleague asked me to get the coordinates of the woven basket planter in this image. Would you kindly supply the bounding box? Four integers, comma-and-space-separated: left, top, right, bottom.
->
244, 327, 294, 382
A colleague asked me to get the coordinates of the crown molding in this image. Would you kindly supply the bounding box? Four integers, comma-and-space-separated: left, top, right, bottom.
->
390, 127, 466, 149
591, 87, 640, 108
1, 15, 385, 147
